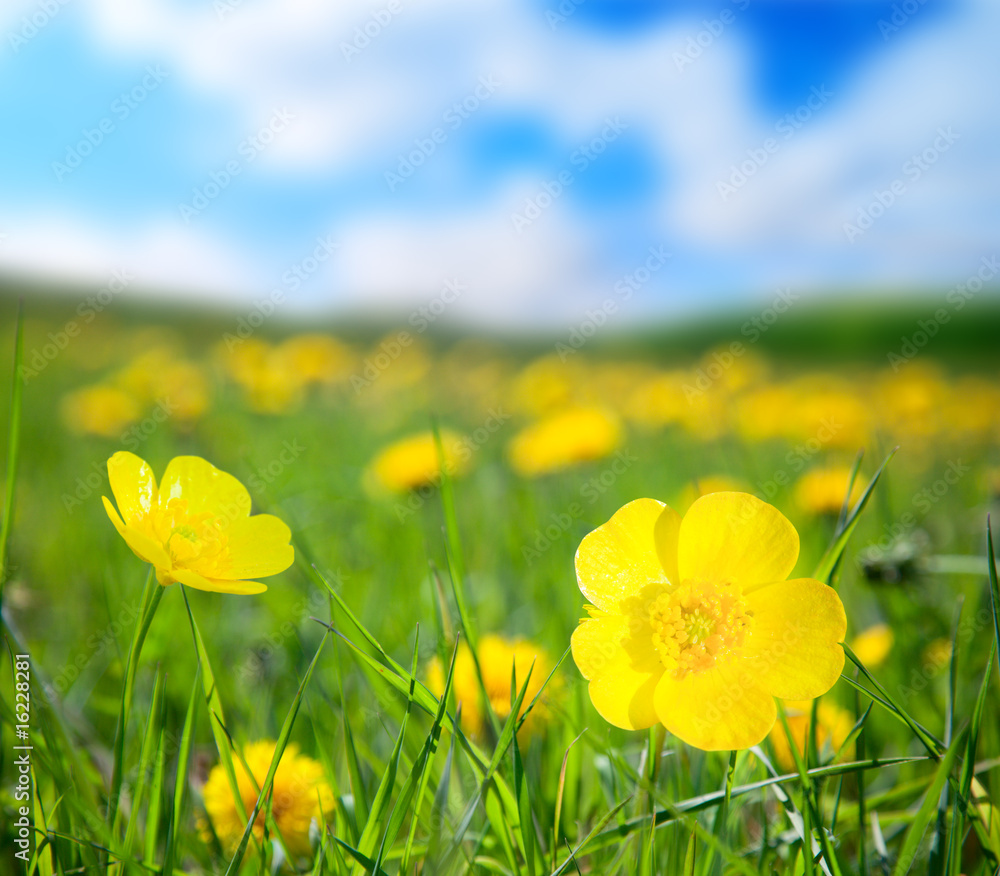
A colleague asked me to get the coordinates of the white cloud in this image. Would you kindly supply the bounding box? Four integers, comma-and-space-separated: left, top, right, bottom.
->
0, 214, 257, 303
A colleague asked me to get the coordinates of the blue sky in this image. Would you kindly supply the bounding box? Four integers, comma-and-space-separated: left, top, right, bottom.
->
1, 0, 997, 326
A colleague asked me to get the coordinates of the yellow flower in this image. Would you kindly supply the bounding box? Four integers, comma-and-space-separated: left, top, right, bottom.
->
849, 623, 894, 669
102, 452, 294, 594
201, 740, 334, 858
922, 637, 952, 669
61, 385, 140, 438
794, 466, 865, 516
366, 430, 468, 493
427, 634, 555, 738
570, 493, 847, 750
277, 334, 354, 385
508, 406, 621, 477
768, 698, 854, 771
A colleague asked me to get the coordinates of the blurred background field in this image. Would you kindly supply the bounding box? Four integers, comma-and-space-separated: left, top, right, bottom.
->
1, 291, 999, 873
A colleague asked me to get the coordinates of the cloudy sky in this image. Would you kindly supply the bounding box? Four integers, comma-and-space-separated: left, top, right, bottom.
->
1, 0, 997, 326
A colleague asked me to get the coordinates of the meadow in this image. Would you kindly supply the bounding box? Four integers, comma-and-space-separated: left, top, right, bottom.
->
1, 295, 999, 875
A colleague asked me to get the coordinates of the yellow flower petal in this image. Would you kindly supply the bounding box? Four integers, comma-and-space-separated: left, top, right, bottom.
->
677, 492, 798, 591
121, 523, 172, 571
211, 515, 294, 579
107, 451, 158, 526
159, 456, 251, 527
171, 568, 268, 595
654, 662, 776, 750
571, 615, 662, 730
102, 495, 127, 537
742, 578, 847, 699
575, 499, 680, 613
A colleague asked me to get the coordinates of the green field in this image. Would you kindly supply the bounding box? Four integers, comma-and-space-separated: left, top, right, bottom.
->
1, 294, 999, 875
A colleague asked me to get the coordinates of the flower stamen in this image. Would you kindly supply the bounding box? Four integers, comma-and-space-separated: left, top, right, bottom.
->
648, 580, 751, 678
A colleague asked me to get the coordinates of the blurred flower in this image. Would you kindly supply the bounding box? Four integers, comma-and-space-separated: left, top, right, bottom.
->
849, 623, 894, 669
201, 740, 333, 858
571, 493, 846, 750
427, 634, 555, 738
922, 637, 953, 669
794, 466, 865, 516
115, 346, 180, 404
769, 698, 854, 771
155, 360, 211, 424
278, 333, 354, 385
624, 369, 688, 429
366, 430, 468, 493
508, 406, 621, 477
508, 355, 588, 417
61, 385, 140, 438
102, 451, 293, 594
216, 339, 306, 414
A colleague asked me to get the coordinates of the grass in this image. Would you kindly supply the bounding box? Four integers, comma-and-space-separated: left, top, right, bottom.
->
1, 297, 999, 875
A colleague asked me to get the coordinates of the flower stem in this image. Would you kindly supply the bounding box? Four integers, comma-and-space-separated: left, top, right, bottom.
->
107, 569, 165, 833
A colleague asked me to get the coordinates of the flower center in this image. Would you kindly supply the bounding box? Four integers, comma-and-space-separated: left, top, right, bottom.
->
648, 580, 751, 678
147, 498, 231, 575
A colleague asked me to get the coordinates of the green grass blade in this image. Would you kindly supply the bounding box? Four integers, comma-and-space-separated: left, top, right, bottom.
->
162, 666, 200, 876
180, 585, 248, 826
224, 624, 331, 875
142, 701, 169, 866
400, 639, 460, 874
988, 517, 1000, 688
0, 298, 24, 604
338, 658, 369, 836
812, 447, 897, 584
108, 574, 163, 831
122, 668, 164, 854
365, 628, 421, 876
891, 728, 966, 876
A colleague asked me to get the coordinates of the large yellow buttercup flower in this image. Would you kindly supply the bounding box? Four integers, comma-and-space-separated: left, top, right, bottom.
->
570, 493, 846, 750
102, 452, 294, 594
201, 740, 334, 858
